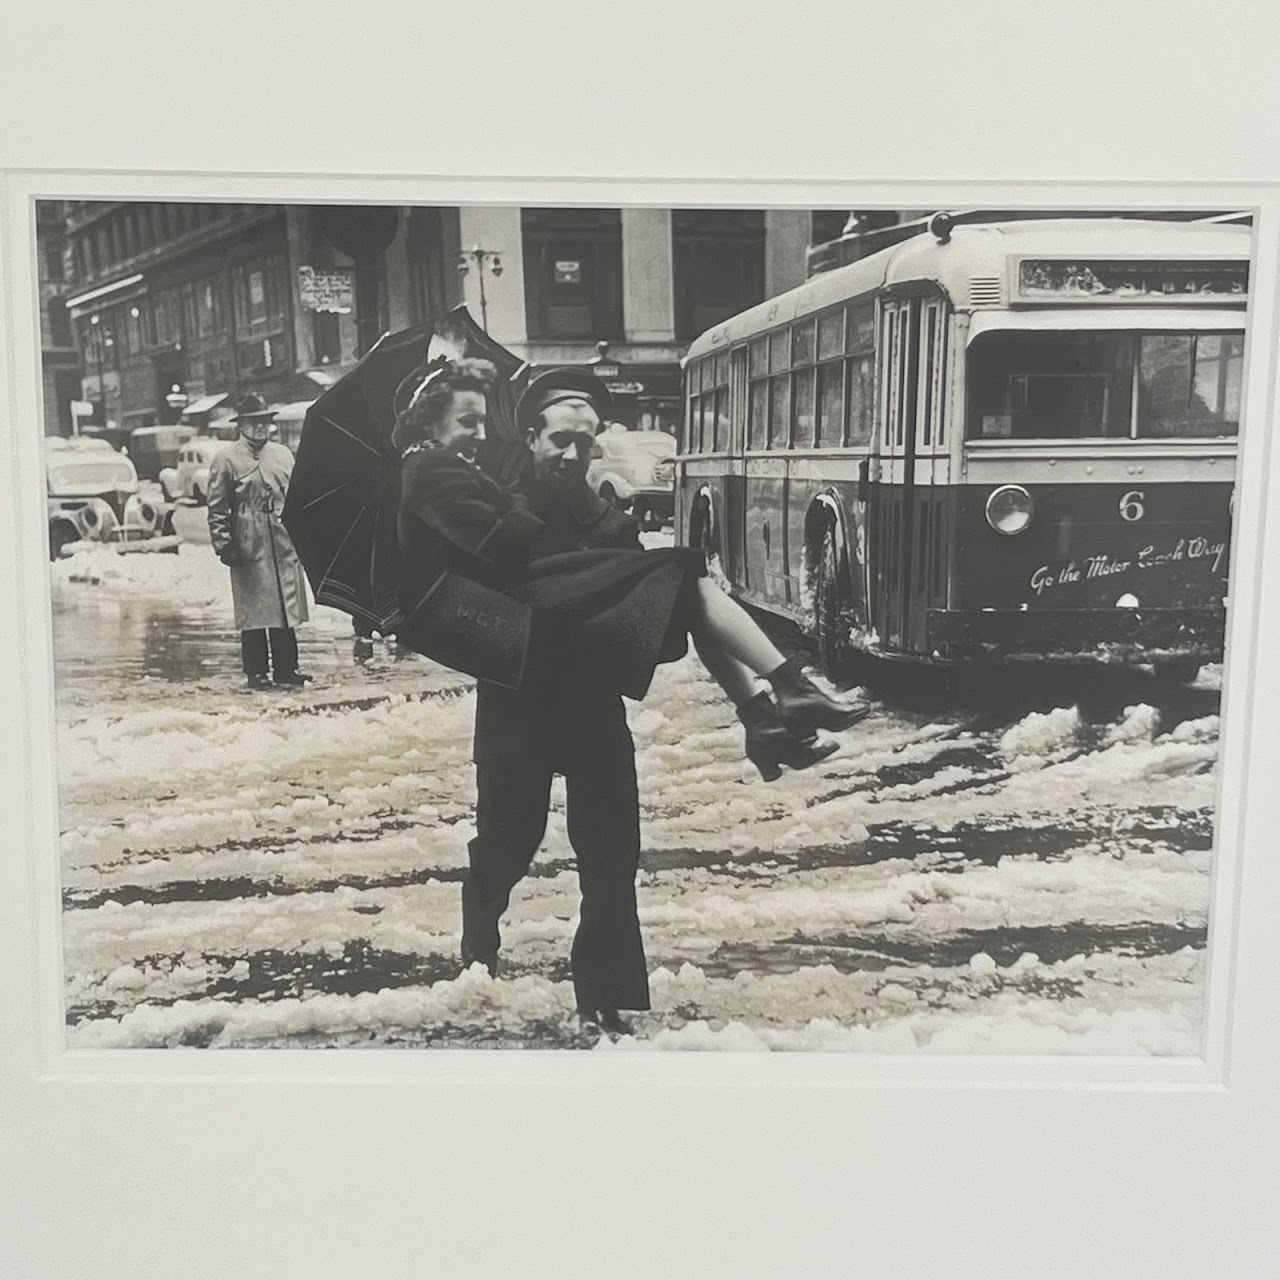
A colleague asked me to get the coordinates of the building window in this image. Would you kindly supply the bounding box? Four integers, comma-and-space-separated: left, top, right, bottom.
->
124, 307, 142, 356
43, 236, 65, 282
672, 210, 765, 341
48, 299, 72, 348
199, 278, 224, 336
811, 210, 849, 247
233, 254, 287, 332
408, 206, 461, 324
313, 311, 342, 364
182, 283, 199, 340
522, 208, 623, 341
236, 332, 290, 377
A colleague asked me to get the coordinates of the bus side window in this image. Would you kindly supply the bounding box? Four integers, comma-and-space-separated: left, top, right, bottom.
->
920, 302, 941, 448
768, 330, 791, 449
748, 338, 768, 450
845, 301, 876, 447
880, 307, 898, 447
792, 318, 818, 448
686, 359, 701, 452
713, 353, 730, 452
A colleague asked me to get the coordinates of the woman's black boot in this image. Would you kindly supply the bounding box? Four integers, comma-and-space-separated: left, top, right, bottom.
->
767, 655, 870, 734
738, 693, 838, 783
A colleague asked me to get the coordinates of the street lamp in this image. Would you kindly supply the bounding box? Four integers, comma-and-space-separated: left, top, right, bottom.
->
456, 244, 503, 333
165, 384, 189, 420
89, 313, 109, 425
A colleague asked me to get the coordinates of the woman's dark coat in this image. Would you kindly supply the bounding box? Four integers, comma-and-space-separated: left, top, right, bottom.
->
395, 443, 702, 697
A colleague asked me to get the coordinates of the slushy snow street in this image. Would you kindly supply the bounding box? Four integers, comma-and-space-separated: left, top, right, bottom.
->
51, 534, 1221, 1053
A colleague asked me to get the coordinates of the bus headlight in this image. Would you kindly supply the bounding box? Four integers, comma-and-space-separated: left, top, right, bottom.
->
985, 485, 1034, 536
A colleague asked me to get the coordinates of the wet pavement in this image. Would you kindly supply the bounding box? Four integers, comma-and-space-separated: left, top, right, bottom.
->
50, 502, 443, 712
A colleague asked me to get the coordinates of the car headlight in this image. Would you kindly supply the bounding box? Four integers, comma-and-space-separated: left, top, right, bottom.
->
985, 484, 1034, 535
76, 499, 118, 539
124, 495, 159, 530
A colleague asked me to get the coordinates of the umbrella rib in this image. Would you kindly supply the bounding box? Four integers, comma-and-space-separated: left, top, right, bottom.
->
316, 413, 385, 460
297, 475, 364, 514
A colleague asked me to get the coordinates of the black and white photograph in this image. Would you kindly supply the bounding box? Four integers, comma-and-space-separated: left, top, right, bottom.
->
8, 4, 1280, 1278
33, 199, 1251, 1052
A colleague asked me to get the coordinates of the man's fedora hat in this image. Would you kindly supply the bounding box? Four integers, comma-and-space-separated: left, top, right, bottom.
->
515, 367, 613, 432
231, 392, 278, 422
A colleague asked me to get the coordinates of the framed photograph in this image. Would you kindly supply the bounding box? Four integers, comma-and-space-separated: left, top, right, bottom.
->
4, 3, 1280, 1277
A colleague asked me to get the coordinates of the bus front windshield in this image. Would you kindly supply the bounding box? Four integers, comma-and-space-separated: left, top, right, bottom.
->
967, 330, 1243, 441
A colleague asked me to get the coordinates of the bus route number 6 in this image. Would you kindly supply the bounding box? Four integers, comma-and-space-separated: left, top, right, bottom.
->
1119, 490, 1146, 522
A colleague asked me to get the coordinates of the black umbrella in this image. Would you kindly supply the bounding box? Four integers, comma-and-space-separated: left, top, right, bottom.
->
282, 304, 530, 631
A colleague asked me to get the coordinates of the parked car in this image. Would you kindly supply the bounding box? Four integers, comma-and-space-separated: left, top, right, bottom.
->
160, 437, 225, 504
128, 424, 197, 484
586, 427, 677, 529
47, 438, 179, 560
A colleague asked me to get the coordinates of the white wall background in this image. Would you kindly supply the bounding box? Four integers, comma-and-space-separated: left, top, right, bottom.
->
4, 2, 1280, 1278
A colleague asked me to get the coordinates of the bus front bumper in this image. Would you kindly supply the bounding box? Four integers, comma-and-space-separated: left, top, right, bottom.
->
924, 607, 1225, 665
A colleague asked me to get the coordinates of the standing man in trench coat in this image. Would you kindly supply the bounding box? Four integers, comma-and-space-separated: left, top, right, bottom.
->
207, 393, 312, 690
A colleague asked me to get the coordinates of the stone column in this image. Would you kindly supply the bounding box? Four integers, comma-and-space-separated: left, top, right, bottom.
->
383, 207, 412, 333
457, 206, 526, 346
622, 208, 675, 342
764, 209, 813, 299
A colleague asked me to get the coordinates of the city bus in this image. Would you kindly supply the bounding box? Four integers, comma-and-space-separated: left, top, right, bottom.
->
676, 216, 1248, 681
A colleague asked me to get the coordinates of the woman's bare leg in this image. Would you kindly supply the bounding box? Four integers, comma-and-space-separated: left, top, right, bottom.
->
691, 634, 761, 707
690, 575, 868, 734
693, 577, 787, 676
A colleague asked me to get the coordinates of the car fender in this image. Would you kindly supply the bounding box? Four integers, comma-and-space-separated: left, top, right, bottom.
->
591, 468, 635, 500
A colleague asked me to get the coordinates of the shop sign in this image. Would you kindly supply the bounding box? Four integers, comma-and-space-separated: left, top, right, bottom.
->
298, 265, 355, 314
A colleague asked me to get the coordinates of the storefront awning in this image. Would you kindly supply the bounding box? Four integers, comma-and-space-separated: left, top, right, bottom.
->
181, 393, 229, 417
270, 400, 318, 423
305, 364, 358, 388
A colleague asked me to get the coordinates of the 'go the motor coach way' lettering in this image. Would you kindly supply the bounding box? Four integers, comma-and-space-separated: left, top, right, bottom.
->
1029, 538, 1228, 596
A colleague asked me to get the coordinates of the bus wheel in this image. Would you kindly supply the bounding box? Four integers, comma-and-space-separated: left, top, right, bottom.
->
812, 521, 845, 678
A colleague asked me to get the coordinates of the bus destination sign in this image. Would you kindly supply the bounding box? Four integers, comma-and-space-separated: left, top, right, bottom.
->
1015, 258, 1248, 304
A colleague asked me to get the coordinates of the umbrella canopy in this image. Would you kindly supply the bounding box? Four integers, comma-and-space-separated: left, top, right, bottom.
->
281, 305, 530, 631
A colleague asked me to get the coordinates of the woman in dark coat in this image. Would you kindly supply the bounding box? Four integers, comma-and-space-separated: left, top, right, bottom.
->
393, 359, 866, 780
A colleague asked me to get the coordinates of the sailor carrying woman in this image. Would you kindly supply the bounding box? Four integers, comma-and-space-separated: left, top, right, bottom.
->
389, 354, 869, 780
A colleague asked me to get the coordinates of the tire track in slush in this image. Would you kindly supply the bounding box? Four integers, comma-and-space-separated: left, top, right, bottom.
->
62, 804, 1214, 913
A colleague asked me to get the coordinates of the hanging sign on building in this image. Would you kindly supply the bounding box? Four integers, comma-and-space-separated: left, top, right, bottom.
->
553, 259, 582, 285
297, 265, 355, 314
